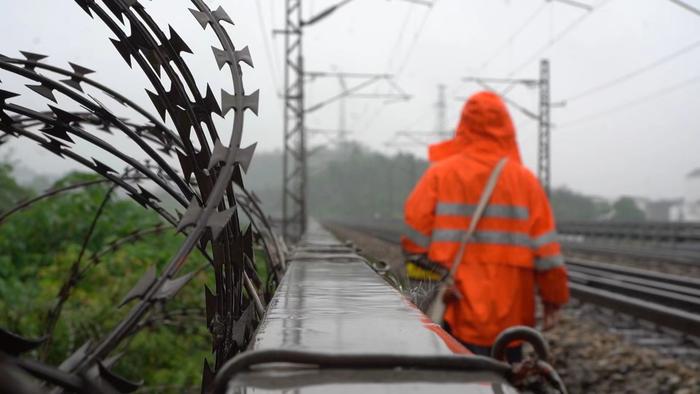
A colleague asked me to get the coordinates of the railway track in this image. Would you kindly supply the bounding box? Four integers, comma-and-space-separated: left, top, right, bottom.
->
562, 240, 700, 266
559, 221, 700, 266
330, 221, 700, 341
565, 258, 700, 338
558, 221, 700, 243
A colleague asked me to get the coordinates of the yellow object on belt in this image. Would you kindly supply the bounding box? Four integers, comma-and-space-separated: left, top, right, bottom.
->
405, 261, 443, 281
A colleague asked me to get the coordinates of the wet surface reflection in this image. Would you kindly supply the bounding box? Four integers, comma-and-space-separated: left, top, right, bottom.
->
253, 222, 467, 356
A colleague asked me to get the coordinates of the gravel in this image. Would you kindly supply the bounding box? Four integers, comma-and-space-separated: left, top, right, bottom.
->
547, 302, 699, 394
328, 224, 700, 394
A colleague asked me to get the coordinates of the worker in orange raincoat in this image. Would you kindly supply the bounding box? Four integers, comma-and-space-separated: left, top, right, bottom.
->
401, 91, 569, 360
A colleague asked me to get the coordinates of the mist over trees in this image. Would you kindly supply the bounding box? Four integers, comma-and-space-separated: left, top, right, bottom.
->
246, 142, 649, 223
550, 188, 646, 222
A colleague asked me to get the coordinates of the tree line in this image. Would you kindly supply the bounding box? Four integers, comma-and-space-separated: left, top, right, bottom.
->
246, 142, 647, 223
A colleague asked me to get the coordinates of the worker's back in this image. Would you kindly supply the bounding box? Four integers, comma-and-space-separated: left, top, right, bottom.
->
402, 91, 569, 350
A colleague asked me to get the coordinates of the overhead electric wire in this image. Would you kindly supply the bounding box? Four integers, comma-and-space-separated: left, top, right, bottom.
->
357, 1, 437, 132
394, 0, 439, 77
558, 73, 700, 129
356, 5, 415, 126
552, 0, 595, 11
502, 0, 614, 94
668, 0, 700, 17
255, 0, 282, 95
478, 2, 549, 71
561, 38, 700, 103
386, 6, 416, 71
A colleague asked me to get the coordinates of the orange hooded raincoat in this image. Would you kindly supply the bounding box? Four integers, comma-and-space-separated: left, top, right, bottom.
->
401, 91, 569, 347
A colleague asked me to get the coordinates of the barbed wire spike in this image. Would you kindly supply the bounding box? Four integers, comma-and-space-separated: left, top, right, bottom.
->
118, 265, 157, 307
208, 208, 236, 240
170, 107, 194, 138
96, 361, 142, 393
25, 84, 57, 102
211, 47, 231, 70
220, 89, 259, 116
197, 84, 222, 117
208, 141, 256, 173
188, 9, 211, 30
73, 0, 94, 17
38, 137, 70, 158
69, 62, 96, 77
231, 304, 255, 348
0, 89, 20, 102
19, 51, 48, 64
145, 89, 167, 120
127, 185, 162, 208
166, 26, 193, 56
154, 272, 195, 300
232, 165, 245, 189
0, 328, 46, 356
61, 77, 85, 92
92, 158, 118, 176
110, 38, 133, 67
176, 198, 202, 233
59, 340, 92, 371
176, 149, 207, 183
212, 6, 234, 26
40, 123, 74, 143
103, 0, 139, 24
136, 185, 161, 202
204, 285, 217, 326
49, 105, 84, 124
236, 47, 254, 68
201, 359, 215, 393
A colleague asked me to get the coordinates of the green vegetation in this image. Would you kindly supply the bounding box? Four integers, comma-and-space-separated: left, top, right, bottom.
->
551, 187, 613, 221
309, 142, 426, 221
0, 164, 216, 392
611, 196, 647, 222
0, 162, 32, 210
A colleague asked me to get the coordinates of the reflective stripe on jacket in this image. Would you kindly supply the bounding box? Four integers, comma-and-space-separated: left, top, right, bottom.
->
401, 91, 569, 347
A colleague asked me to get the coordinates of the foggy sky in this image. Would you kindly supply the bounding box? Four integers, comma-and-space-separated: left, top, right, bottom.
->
1, 0, 699, 200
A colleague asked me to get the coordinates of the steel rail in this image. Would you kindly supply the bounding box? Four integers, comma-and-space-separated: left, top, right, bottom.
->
563, 241, 700, 266
566, 257, 700, 288
568, 283, 700, 335
333, 221, 700, 337
566, 258, 700, 297
568, 265, 700, 298
568, 271, 700, 313
559, 221, 700, 243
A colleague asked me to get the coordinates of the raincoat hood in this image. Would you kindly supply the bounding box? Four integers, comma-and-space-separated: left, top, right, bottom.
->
428, 91, 522, 164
